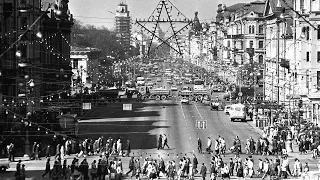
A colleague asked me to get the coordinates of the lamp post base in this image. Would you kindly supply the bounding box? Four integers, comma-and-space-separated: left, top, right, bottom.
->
23, 154, 30, 158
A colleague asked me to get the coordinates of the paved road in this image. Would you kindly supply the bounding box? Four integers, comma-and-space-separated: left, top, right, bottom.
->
1, 99, 319, 179
1, 71, 319, 179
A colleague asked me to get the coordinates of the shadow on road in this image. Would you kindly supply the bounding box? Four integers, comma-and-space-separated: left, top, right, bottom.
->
81, 102, 179, 120
79, 120, 169, 150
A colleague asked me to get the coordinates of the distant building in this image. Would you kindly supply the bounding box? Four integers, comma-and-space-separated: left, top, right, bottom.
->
115, 2, 131, 50
70, 47, 102, 95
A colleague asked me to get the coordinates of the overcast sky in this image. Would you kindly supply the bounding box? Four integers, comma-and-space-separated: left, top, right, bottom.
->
69, 0, 254, 30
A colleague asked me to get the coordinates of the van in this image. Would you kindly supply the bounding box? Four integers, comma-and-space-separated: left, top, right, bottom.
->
136, 77, 145, 86
229, 104, 247, 122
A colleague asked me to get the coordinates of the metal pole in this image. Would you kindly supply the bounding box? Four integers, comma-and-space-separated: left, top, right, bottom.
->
24, 81, 30, 158
276, 21, 280, 103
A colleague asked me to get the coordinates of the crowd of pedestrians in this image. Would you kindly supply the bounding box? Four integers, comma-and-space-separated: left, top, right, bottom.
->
8, 119, 320, 180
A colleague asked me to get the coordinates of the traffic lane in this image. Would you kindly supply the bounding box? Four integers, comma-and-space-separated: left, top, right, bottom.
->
78, 102, 170, 151
194, 103, 261, 148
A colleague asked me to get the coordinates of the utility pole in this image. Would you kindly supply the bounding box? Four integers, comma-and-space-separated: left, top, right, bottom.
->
276, 21, 280, 104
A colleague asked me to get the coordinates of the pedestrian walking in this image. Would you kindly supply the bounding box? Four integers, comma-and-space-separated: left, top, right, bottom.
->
31, 142, 37, 160
192, 154, 198, 174
157, 134, 163, 150
163, 134, 170, 149
198, 138, 202, 153
8, 143, 15, 162
35, 143, 40, 160
80, 158, 89, 180
262, 158, 270, 179
21, 164, 26, 180
61, 159, 68, 180
60, 144, 65, 160
126, 156, 135, 177
126, 140, 131, 156
42, 158, 51, 178
45, 145, 51, 158
206, 137, 212, 153
55, 144, 61, 159
15, 160, 21, 180
221, 163, 230, 179
200, 163, 207, 180
229, 158, 234, 176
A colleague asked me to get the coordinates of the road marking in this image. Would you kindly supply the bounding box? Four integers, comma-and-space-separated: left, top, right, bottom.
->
180, 104, 186, 119
194, 104, 204, 120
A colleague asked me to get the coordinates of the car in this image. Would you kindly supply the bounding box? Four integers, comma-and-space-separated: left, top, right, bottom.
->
171, 85, 178, 91
224, 105, 232, 114
177, 81, 183, 85
0, 160, 10, 172
180, 97, 190, 104
156, 78, 162, 82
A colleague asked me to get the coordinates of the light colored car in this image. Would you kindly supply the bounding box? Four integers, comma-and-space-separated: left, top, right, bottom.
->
229, 103, 247, 122
180, 97, 190, 104
224, 105, 232, 114
171, 85, 178, 91
0, 160, 10, 172
156, 78, 162, 82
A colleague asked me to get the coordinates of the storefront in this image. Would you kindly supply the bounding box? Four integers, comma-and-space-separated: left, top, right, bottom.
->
307, 91, 320, 126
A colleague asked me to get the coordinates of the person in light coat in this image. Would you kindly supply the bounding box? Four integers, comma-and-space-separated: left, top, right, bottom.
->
60, 145, 65, 160
293, 158, 302, 177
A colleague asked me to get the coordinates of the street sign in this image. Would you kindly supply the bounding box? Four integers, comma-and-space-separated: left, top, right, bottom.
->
196, 120, 207, 129
238, 92, 243, 97
123, 104, 132, 110
82, 103, 92, 110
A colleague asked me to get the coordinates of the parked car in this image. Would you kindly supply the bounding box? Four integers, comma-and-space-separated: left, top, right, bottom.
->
0, 160, 10, 172
171, 85, 178, 91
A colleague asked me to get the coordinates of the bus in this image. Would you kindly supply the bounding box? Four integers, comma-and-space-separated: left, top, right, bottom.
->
136, 77, 145, 86
193, 79, 205, 89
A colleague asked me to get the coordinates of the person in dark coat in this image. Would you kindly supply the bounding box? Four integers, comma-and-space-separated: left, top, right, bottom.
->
157, 134, 163, 150
126, 156, 135, 177
55, 144, 61, 159
199, 163, 207, 180
97, 159, 103, 180
15, 160, 22, 179
31, 142, 37, 160
192, 154, 198, 173
71, 157, 77, 174
126, 140, 131, 157
80, 158, 89, 180
42, 158, 51, 178
45, 145, 51, 158
198, 138, 202, 153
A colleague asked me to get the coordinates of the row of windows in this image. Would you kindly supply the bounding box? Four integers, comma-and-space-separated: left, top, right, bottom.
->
227, 40, 264, 48
306, 51, 320, 62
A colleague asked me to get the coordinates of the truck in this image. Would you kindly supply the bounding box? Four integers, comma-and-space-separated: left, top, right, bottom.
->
147, 88, 171, 100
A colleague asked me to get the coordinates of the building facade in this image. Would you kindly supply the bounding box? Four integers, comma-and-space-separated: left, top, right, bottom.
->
216, 1, 266, 98
0, 0, 73, 151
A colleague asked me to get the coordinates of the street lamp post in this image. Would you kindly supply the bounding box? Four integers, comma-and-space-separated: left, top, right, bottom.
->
24, 77, 34, 158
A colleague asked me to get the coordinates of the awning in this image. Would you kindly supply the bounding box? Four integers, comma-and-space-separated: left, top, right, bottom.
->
286, 94, 301, 100
307, 91, 320, 100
